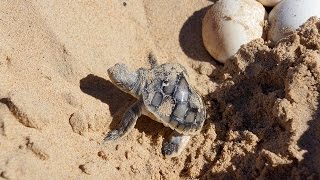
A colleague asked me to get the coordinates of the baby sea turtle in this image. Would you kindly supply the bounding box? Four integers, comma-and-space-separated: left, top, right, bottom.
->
105, 53, 206, 157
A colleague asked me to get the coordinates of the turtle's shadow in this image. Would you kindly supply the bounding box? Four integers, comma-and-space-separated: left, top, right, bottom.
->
79, 74, 135, 129
136, 115, 171, 139
79, 74, 169, 135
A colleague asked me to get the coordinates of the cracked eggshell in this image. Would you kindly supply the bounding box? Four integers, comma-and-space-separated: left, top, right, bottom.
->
202, 0, 267, 64
257, 0, 282, 7
268, 0, 320, 43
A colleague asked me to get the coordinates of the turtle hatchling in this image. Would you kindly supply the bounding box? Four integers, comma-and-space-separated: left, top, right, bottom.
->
105, 53, 206, 157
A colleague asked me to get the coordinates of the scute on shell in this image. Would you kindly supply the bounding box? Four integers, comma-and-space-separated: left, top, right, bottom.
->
142, 63, 206, 135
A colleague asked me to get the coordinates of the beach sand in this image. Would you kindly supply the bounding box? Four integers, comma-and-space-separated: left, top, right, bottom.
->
0, 1, 319, 179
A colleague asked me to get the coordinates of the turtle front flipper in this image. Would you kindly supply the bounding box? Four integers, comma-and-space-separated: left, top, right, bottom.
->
162, 131, 191, 158
148, 52, 159, 68
104, 100, 143, 141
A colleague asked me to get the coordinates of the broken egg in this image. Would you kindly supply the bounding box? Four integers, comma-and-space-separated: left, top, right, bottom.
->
202, 0, 267, 63
268, 0, 320, 42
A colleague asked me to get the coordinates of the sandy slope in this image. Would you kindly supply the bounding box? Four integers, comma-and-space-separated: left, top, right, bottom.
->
0, 0, 319, 179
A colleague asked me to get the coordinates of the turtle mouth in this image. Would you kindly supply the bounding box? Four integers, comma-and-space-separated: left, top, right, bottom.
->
107, 63, 137, 92
107, 64, 127, 89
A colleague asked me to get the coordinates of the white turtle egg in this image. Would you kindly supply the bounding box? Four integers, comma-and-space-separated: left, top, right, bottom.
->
268, 0, 320, 43
202, 0, 266, 63
257, 0, 282, 7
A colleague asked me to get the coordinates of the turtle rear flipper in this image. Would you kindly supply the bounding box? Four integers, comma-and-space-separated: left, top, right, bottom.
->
162, 131, 191, 158
104, 100, 143, 141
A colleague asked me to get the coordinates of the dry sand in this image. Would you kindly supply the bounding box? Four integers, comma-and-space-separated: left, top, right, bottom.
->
0, 1, 319, 179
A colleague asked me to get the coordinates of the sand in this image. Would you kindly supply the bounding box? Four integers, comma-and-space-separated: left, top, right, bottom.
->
0, 0, 319, 179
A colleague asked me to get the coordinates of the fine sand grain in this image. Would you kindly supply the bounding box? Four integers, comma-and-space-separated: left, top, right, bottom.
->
0, 0, 319, 179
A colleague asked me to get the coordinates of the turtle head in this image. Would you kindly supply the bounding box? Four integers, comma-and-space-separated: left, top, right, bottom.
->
108, 63, 140, 96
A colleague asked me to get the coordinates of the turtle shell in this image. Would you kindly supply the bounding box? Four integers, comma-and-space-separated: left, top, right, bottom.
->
141, 63, 206, 135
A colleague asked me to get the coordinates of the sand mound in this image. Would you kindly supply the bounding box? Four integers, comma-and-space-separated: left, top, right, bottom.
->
205, 17, 320, 179
0, 0, 319, 179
